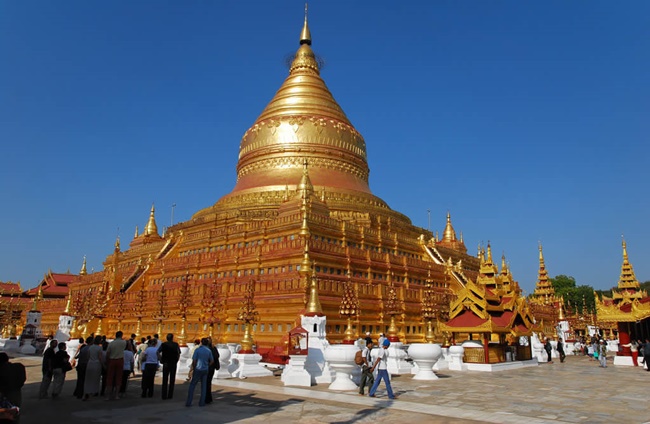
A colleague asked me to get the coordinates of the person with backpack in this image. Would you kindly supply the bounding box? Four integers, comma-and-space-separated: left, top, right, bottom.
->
368, 339, 397, 399
357, 340, 374, 396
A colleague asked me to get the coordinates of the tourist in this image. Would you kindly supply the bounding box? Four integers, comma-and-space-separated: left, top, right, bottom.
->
557, 339, 566, 363
51, 342, 71, 398
598, 340, 607, 368
73, 336, 92, 398
100, 336, 109, 396
544, 337, 553, 363
38, 339, 58, 399
104, 331, 127, 400
358, 340, 374, 396
141, 339, 159, 398
368, 339, 396, 399
83, 335, 105, 401
186, 339, 201, 382
153, 334, 161, 348
643, 339, 650, 370
364, 332, 372, 345
205, 337, 220, 404
130, 333, 137, 348
158, 333, 181, 400
135, 337, 147, 373
0, 352, 26, 408
185, 338, 214, 407
119, 340, 136, 396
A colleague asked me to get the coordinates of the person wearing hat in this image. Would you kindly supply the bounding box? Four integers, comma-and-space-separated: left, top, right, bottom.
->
364, 332, 373, 345
368, 339, 397, 399
598, 340, 607, 368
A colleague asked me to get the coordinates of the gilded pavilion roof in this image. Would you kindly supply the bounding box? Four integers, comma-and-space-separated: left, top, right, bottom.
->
596, 240, 650, 322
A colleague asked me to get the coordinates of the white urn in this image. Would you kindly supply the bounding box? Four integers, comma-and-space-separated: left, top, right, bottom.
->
216, 344, 232, 378
323, 344, 359, 391
408, 343, 442, 380
448, 345, 465, 371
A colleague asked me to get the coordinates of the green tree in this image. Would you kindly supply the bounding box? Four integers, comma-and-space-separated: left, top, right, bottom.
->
640, 281, 650, 292
550, 275, 576, 300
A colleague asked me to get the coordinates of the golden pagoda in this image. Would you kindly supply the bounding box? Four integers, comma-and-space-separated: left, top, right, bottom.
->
527, 243, 561, 337
595, 239, 650, 356
39, 11, 491, 350
439, 243, 535, 363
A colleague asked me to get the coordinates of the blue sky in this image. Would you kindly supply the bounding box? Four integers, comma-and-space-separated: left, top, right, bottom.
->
1, 1, 648, 294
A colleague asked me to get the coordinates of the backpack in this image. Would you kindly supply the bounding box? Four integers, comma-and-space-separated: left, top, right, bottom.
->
354, 349, 364, 366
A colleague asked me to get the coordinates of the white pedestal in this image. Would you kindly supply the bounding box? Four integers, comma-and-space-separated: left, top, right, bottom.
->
230, 353, 273, 379
613, 355, 635, 366
281, 354, 312, 387
301, 315, 334, 384
216, 345, 232, 379
607, 340, 619, 353
448, 345, 466, 371
324, 344, 359, 391
386, 342, 412, 375
2, 339, 19, 352
19, 344, 36, 354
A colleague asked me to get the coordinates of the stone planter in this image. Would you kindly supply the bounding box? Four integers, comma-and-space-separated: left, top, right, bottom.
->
448, 345, 465, 371
216, 344, 232, 378
408, 343, 442, 380
323, 344, 359, 391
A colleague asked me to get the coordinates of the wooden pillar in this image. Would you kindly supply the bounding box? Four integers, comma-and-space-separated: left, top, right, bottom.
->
483, 333, 490, 364
618, 321, 631, 356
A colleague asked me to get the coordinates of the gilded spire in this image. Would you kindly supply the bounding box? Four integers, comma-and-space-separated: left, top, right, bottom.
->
486, 242, 493, 263
558, 297, 565, 320
617, 237, 640, 291
63, 293, 72, 315
79, 256, 87, 276
531, 243, 556, 302
501, 253, 508, 275
300, 3, 311, 46
297, 160, 314, 195
442, 211, 457, 242
305, 264, 323, 316
134, 225, 139, 238
144, 204, 159, 237
114, 235, 120, 252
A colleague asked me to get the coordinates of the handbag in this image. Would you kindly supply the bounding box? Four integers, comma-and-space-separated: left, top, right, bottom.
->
64, 361, 73, 372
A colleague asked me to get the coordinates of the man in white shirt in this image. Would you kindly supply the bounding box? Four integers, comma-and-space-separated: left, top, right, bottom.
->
358, 340, 374, 395
368, 339, 397, 399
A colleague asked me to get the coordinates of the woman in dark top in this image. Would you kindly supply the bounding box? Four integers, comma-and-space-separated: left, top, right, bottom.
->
51, 343, 70, 398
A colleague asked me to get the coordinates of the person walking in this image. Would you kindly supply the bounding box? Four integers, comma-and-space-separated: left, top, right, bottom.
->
544, 337, 553, 363
51, 342, 71, 398
119, 340, 136, 396
358, 340, 374, 396
105, 331, 127, 400
140, 339, 159, 398
598, 340, 608, 368
83, 335, 105, 401
643, 338, 650, 370
204, 337, 220, 404
158, 333, 181, 400
38, 339, 58, 399
73, 336, 92, 398
368, 339, 397, 400
557, 339, 566, 363
185, 338, 214, 407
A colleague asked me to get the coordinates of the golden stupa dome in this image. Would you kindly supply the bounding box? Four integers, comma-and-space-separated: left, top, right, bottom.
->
230, 14, 371, 196
194, 11, 414, 229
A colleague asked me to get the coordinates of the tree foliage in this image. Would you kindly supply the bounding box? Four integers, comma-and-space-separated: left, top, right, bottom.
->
550, 275, 596, 314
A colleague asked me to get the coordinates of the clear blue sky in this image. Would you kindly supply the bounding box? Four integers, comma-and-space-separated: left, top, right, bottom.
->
1, 1, 648, 294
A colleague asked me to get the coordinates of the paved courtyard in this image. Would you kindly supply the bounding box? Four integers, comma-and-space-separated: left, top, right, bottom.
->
11, 353, 650, 424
